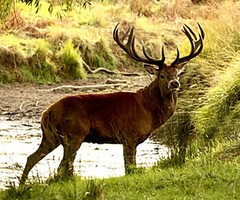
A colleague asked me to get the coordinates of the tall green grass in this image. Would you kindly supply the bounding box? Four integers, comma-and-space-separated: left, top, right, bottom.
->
152, 0, 240, 161
194, 57, 240, 143
1, 178, 104, 200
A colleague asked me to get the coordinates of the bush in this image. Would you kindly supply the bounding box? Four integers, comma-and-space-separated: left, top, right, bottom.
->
0, 69, 15, 83
58, 40, 87, 79
0, 0, 14, 21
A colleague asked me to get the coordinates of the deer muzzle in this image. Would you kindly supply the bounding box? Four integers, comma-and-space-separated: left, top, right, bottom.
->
168, 80, 180, 91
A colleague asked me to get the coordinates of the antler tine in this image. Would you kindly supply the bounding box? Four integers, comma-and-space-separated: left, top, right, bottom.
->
142, 45, 165, 66
113, 23, 143, 62
113, 23, 165, 67
171, 23, 204, 67
171, 25, 195, 67
190, 23, 204, 53
113, 23, 133, 54
185, 24, 204, 58
122, 27, 131, 42
198, 23, 205, 39
171, 48, 180, 66
185, 23, 205, 51
184, 24, 197, 40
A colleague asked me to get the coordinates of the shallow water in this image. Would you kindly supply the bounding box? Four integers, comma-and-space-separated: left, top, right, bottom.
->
0, 116, 169, 189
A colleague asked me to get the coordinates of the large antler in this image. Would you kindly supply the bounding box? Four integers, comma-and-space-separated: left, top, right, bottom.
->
171, 23, 205, 67
113, 23, 165, 69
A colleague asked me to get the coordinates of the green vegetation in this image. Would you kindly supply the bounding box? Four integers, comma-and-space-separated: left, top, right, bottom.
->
0, 0, 240, 199
58, 40, 87, 79
0, 0, 14, 20
194, 57, 240, 143
153, 0, 240, 161
23, 39, 60, 83
0, 0, 119, 84
1, 148, 239, 199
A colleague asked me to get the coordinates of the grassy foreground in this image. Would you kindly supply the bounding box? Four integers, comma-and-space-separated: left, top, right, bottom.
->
0, 145, 239, 199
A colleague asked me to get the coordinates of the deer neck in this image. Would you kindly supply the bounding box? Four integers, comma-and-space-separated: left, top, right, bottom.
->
138, 78, 178, 128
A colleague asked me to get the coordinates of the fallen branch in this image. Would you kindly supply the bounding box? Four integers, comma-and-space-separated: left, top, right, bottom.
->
40, 83, 132, 92
19, 101, 25, 111
105, 78, 129, 84
82, 59, 142, 76
0, 106, 8, 111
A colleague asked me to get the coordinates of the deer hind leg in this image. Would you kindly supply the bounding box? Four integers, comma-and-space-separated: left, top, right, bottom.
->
123, 144, 137, 174
20, 130, 60, 184
57, 135, 84, 178
56, 118, 90, 178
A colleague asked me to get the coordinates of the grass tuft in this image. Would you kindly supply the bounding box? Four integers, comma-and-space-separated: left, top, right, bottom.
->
78, 37, 117, 70
194, 56, 240, 145
58, 39, 87, 79
25, 39, 59, 84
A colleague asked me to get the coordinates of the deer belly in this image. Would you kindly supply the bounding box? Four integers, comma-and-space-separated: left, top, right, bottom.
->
83, 128, 120, 144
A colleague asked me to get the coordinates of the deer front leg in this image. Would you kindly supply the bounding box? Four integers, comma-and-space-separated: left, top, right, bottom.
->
123, 144, 137, 174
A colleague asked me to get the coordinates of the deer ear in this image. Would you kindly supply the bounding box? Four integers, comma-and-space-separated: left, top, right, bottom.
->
144, 64, 158, 75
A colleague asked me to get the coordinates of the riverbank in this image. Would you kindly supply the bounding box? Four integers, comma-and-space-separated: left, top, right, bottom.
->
1, 145, 239, 199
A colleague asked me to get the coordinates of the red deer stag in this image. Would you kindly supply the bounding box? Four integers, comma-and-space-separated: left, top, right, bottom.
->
20, 23, 204, 184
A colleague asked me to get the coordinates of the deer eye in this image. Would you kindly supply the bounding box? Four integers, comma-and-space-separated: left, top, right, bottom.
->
160, 74, 165, 79
178, 71, 184, 76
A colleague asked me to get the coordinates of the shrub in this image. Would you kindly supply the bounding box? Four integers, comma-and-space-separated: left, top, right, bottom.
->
58, 40, 87, 79
0, 0, 14, 21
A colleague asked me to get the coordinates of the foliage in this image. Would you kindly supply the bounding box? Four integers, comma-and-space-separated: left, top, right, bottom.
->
0, 0, 91, 23
0, 0, 15, 20
58, 40, 87, 79
194, 57, 240, 144
25, 39, 60, 83
78, 38, 117, 70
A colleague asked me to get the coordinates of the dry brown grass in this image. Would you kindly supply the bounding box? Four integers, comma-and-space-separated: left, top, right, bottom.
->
0, 46, 26, 69
2, 9, 26, 30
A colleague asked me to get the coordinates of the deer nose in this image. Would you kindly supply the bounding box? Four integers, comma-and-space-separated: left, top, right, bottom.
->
168, 80, 180, 90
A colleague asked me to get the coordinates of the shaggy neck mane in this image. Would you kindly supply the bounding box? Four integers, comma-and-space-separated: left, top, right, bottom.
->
138, 78, 178, 128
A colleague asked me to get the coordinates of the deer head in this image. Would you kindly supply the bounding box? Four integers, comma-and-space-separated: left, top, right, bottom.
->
113, 23, 204, 94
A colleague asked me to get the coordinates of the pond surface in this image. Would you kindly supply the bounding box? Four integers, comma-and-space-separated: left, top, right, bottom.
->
0, 116, 169, 189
